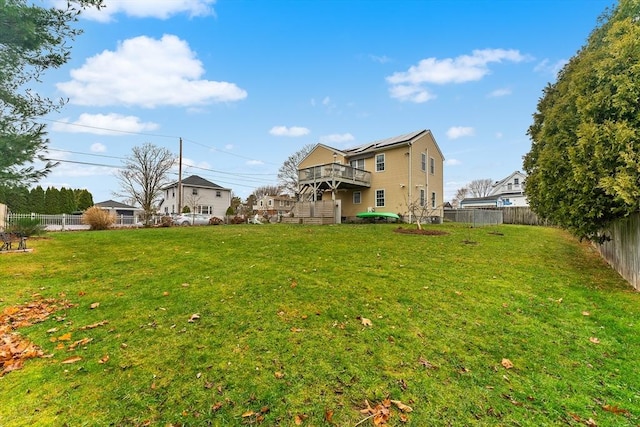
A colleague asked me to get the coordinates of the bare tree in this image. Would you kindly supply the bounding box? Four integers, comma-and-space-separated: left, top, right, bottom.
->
252, 185, 282, 200
277, 144, 314, 196
451, 186, 469, 208
467, 178, 494, 197
114, 143, 175, 221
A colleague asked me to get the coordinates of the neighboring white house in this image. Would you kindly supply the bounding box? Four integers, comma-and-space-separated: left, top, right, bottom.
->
252, 195, 294, 217
460, 171, 528, 208
158, 175, 231, 218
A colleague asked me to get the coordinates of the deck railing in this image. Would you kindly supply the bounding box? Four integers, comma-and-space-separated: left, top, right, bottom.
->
298, 163, 371, 187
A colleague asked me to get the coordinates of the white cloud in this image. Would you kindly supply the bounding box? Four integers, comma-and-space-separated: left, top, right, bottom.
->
387, 49, 528, 103
322, 97, 331, 106
246, 160, 264, 166
269, 126, 310, 137
52, 113, 159, 135
369, 54, 391, 64
495, 132, 504, 139
488, 88, 512, 97
61, 0, 216, 22
445, 159, 462, 166
57, 34, 247, 108
91, 143, 107, 153
534, 58, 567, 76
388, 84, 436, 103
319, 133, 355, 144
224, 144, 234, 150
446, 126, 475, 139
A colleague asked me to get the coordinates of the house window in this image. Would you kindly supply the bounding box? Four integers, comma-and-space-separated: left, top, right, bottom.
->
259, 201, 263, 207
375, 154, 385, 172
421, 153, 426, 172
514, 178, 519, 185
353, 191, 361, 204
216, 191, 221, 197
507, 183, 513, 190
171, 190, 175, 197
430, 157, 435, 175
199, 205, 213, 215
350, 158, 365, 170
431, 192, 436, 208
192, 188, 198, 196
268, 199, 273, 206
420, 189, 425, 207
375, 189, 385, 207
279, 200, 284, 206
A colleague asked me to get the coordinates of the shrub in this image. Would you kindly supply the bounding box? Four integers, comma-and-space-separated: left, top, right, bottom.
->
82, 206, 116, 230
160, 216, 173, 227
182, 206, 191, 213
7, 217, 45, 237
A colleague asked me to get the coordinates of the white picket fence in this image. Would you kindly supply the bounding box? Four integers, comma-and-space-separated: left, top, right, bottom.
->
5, 213, 141, 231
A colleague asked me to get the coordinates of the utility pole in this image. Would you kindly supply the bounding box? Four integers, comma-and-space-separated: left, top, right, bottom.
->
178, 137, 183, 214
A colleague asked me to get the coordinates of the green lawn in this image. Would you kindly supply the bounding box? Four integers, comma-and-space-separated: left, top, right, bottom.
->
0, 223, 638, 426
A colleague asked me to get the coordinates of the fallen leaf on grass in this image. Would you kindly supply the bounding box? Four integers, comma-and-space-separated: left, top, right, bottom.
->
360, 317, 372, 327
98, 355, 109, 364
589, 337, 600, 344
501, 358, 514, 369
294, 414, 308, 425
79, 320, 109, 330
61, 355, 83, 364
68, 337, 93, 350
188, 313, 200, 323
274, 371, 285, 379
602, 404, 630, 415
57, 332, 72, 342
390, 400, 413, 412
90, 302, 100, 309
418, 357, 437, 370
324, 409, 334, 422
582, 311, 590, 316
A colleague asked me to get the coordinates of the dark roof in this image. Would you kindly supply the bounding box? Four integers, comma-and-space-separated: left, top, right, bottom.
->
343, 130, 427, 156
95, 200, 138, 210
164, 175, 225, 190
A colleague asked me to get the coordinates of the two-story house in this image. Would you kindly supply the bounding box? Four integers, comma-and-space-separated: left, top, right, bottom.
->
158, 175, 232, 218
253, 194, 294, 217
297, 129, 444, 223
460, 171, 528, 208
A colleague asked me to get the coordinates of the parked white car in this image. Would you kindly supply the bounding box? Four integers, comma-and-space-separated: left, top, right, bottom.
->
173, 214, 212, 226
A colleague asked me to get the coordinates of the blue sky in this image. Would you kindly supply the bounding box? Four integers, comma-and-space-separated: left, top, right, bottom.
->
36, 0, 616, 204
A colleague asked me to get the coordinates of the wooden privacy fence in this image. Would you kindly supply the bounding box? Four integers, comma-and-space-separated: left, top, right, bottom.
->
502, 207, 551, 226
597, 213, 640, 291
281, 201, 335, 225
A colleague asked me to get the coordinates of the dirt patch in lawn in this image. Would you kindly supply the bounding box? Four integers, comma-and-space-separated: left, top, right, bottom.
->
393, 227, 449, 236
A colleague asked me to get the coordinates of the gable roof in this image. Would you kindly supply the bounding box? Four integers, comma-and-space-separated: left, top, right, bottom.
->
163, 175, 228, 190
343, 129, 428, 156
489, 171, 526, 196
95, 200, 138, 210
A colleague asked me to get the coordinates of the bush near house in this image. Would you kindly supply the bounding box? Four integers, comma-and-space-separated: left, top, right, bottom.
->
81, 206, 116, 230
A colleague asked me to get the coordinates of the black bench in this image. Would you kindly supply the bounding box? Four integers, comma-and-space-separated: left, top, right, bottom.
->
0, 232, 27, 251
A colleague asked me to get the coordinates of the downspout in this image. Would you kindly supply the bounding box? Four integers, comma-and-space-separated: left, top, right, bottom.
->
408, 142, 412, 223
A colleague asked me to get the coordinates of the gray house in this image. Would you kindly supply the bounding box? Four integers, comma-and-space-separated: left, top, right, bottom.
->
158, 175, 231, 218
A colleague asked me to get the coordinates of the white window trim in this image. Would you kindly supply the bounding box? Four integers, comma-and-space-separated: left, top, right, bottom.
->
375, 154, 385, 172
430, 157, 435, 175
375, 189, 385, 207
421, 153, 426, 172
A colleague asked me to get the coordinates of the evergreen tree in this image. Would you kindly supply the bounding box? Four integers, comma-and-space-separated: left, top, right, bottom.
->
523, 0, 640, 241
28, 186, 46, 213
1, 0, 104, 187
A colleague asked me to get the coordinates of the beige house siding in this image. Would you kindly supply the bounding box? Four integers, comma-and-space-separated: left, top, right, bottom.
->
298, 130, 444, 221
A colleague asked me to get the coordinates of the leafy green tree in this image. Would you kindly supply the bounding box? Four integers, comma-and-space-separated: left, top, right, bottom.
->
45, 186, 61, 214
75, 189, 94, 211
523, 0, 640, 241
0, 0, 103, 187
60, 187, 77, 213
28, 186, 46, 213
0, 185, 29, 212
